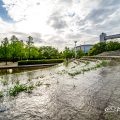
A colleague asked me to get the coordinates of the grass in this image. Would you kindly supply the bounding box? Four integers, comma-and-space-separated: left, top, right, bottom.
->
68, 60, 109, 76
1, 79, 8, 86
63, 60, 70, 67
85, 61, 90, 65
0, 91, 3, 97
44, 83, 51, 87
35, 81, 43, 86
39, 75, 45, 78
9, 84, 34, 96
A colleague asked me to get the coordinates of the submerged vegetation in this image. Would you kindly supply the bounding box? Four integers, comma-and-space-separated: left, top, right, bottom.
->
1, 79, 8, 86
9, 84, 34, 96
0, 77, 51, 97
0, 91, 3, 97
68, 61, 108, 76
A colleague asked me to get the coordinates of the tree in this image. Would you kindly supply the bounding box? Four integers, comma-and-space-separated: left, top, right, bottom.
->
106, 41, 120, 51
63, 47, 74, 60
88, 41, 120, 56
10, 35, 23, 62
27, 36, 33, 59
1, 37, 9, 65
39, 46, 60, 59
88, 42, 106, 55
30, 47, 39, 59
76, 49, 84, 58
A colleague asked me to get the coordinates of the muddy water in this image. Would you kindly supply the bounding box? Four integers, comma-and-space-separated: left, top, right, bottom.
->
0, 62, 120, 120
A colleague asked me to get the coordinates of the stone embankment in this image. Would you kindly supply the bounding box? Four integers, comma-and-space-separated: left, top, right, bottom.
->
82, 56, 120, 61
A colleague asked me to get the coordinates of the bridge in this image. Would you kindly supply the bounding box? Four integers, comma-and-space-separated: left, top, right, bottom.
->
100, 33, 120, 42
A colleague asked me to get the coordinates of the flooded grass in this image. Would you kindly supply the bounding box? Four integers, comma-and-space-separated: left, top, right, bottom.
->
44, 83, 51, 87
68, 60, 109, 76
9, 84, 34, 96
39, 75, 45, 78
35, 81, 43, 87
1, 79, 8, 86
0, 91, 3, 97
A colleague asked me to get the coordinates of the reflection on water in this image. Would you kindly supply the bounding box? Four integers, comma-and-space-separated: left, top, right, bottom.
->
0, 66, 52, 76
0, 62, 120, 120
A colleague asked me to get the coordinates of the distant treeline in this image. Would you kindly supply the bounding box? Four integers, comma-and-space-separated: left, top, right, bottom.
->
0, 35, 84, 64
88, 41, 120, 55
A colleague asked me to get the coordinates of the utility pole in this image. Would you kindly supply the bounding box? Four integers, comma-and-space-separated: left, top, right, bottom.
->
74, 41, 77, 59
84, 41, 85, 53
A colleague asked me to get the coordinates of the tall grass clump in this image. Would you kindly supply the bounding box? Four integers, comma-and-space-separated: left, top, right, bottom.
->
0, 91, 3, 97
63, 60, 69, 67
9, 84, 34, 96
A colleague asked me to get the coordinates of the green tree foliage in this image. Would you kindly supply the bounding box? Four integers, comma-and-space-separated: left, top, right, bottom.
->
0, 35, 89, 61
10, 36, 25, 62
27, 36, 34, 59
63, 47, 74, 60
30, 47, 39, 59
39, 46, 60, 59
1, 37, 9, 65
0, 36, 63, 61
76, 49, 84, 58
88, 41, 120, 56
106, 41, 120, 51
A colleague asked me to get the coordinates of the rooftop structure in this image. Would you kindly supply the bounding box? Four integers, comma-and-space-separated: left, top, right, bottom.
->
100, 33, 120, 42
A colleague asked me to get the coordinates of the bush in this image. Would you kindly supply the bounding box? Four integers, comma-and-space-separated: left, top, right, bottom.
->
88, 42, 107, 56
88, 41, 120, 56
18, 59, 64, 65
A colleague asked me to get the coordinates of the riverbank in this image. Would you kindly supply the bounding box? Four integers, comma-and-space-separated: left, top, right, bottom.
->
0, 62, 17, 67
0, 62, 58, 70
82, 56, 120, 61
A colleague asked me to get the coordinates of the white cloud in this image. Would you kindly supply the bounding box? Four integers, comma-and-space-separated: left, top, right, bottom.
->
1, 0, 120, 50
0, 17, 14, 33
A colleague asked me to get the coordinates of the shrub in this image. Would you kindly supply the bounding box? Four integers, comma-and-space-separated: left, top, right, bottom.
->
88, 41, 120, 56
18, 59, 64, 65
88, 42, 107, 56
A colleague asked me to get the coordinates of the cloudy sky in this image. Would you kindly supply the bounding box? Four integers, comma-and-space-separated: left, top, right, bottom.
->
0, 0, 120, 50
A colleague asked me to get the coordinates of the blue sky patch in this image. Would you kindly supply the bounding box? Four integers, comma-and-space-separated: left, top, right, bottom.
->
0, 0, 14, 22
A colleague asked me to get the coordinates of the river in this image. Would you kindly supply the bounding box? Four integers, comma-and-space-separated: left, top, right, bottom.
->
0, 61, 120, 120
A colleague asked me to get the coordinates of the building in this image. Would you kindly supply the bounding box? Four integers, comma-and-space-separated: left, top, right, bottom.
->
100, 33, 120, 42
76, 44, 94, 53
100, 33, 107, 42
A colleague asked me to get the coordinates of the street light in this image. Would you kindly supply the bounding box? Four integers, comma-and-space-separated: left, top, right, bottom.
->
74, 41, 77, 59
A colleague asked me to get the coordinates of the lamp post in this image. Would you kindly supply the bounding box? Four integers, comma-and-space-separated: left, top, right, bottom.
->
74, 41, 77, 59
